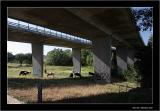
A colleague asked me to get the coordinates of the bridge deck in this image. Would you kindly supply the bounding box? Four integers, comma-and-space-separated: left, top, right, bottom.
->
8, 8, 144, 48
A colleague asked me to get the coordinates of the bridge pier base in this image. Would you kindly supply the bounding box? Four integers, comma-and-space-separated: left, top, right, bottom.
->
92, 37, 112, 83
116, 47, 128, 74
32, 43, 43, 103
72, 48, 81, 73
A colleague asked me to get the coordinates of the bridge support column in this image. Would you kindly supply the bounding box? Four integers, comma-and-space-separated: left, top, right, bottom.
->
72, 48, 81, 73
127, 49, 135, 66
32, 43, 43, 103
92, 37, 112, 83
32, 43, 43, 77
116, 47, 128, 74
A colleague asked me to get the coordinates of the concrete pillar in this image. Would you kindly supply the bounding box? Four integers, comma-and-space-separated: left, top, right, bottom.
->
116, 47, 128, 74
92, 37, 112, 83
32, 43, 43, 77
127, 49, 135, 66
32, 43, 43, 103
72, 48, 81, 73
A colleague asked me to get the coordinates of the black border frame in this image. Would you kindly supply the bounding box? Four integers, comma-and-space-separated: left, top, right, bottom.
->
1, 1, 159, 110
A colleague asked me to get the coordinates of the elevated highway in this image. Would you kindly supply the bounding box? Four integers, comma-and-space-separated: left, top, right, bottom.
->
8, 8, 144, 83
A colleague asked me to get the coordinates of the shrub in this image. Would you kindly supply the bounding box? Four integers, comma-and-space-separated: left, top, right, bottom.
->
122, 65, 141, 83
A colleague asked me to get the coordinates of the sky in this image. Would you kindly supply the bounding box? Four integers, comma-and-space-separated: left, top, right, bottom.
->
7, 7, 153, 55
7, 42, 71, 55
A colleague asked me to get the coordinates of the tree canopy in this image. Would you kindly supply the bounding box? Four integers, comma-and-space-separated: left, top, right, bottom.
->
15, 53, 26, 66
8, 52, 15, 62
46, 49, 72, 66
132, 8, 152, 31
135, 35, 152, 88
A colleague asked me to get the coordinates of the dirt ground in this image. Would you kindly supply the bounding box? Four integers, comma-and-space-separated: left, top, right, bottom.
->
7, 95, 24, 104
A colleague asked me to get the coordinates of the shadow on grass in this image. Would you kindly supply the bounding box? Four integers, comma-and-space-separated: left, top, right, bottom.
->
41, 87, 152, 103
8, 76, 125, 89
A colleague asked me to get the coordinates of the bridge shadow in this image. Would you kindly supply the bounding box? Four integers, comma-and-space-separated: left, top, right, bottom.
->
8, 75, 125, 89
41, 87, 152, 103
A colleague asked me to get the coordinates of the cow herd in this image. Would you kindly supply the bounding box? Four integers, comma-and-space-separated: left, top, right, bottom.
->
19, 70, 95, 78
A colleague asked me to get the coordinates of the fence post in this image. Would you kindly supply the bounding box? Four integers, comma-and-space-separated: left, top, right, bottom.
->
37, 79, 42, 103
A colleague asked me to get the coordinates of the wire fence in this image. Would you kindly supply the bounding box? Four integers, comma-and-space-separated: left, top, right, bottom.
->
7, 78, 142, 104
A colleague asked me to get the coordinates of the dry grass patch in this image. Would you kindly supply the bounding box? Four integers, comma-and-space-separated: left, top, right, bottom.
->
8, 81, 138, 103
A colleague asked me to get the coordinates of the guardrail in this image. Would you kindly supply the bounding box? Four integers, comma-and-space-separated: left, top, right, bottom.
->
8, 20, 92, 45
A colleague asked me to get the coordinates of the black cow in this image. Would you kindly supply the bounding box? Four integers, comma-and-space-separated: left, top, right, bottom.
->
89, 72, 95, 76
69, 73, 74, 78
19, 71, 31, 76
74, 72, 82, 78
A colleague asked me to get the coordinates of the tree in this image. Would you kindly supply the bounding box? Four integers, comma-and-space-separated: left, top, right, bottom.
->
131, 8, 153, 88
81, 49, 93, 66
63, 50, 72, 66
8, 52, 15, 62
15, 53, 26, 66
132, 8, 152, 31
147, 35, 153, 48
135, 36, 152, 88
86, 54, 93, 66
24, 53, 32, 65
46, 49, 72, 66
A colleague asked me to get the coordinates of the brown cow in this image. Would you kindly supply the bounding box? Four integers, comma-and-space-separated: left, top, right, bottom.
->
45, 69, 54, 77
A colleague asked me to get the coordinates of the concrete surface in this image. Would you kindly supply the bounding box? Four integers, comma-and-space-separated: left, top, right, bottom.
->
72, 48, 81, 73
92, 37, 112, 83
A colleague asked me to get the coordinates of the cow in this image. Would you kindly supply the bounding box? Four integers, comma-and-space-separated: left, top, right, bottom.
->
74, 72, 82, 78
45, 69, 54, 78
69, 73, 74, 78
89, 72, 95, 76
19, 71, 31, 76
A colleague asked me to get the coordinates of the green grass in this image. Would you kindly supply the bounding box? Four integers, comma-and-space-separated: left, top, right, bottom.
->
7, 63, 151, 103
7, 63, 93, 78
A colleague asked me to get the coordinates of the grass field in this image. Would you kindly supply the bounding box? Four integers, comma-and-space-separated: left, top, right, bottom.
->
7, 63, 152, 103
8, 63, 93, 78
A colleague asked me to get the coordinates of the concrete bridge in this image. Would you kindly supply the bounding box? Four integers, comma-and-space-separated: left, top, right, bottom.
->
8, 8, 144, 83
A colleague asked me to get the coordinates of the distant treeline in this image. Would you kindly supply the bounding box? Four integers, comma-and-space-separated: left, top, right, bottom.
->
8, 53, 32, 66
7, 49, 93, 66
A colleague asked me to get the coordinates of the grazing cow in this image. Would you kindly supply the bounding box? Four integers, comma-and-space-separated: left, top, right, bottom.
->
69, 73, 74, 78
19, 71, 31, 76
45, 69, 54, 77
47, 73, 54, 77
74, 72, 82, 78
89, 72, 95, 76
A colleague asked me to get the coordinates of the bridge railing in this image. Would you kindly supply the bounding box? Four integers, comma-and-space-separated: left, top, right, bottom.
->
8, 18, 92, 45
